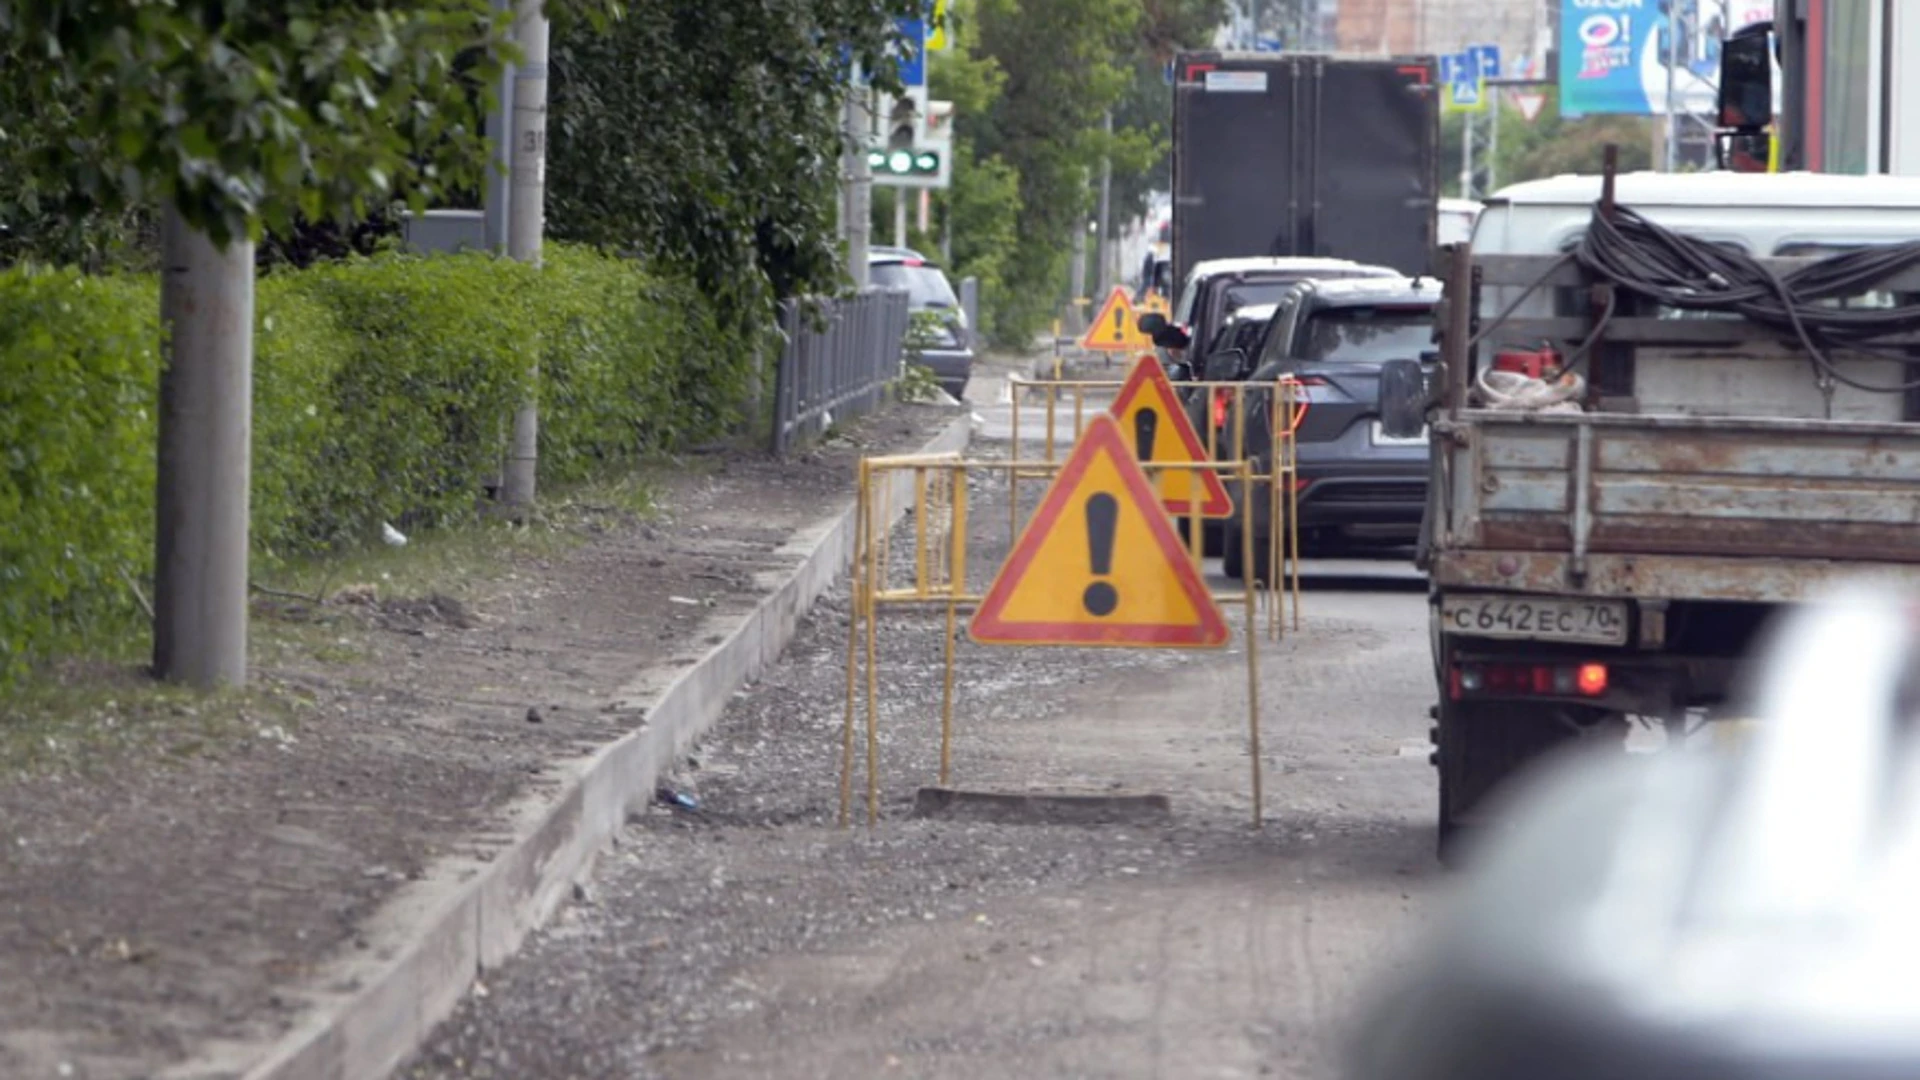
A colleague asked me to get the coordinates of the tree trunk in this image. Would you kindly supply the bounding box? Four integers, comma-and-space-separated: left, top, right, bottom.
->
153, 207, 255, 688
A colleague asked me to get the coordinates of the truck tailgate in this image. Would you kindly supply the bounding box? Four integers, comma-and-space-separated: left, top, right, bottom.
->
1437, 411, 1920, 596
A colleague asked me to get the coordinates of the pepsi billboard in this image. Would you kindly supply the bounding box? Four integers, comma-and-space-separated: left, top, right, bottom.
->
1559, 0, 1773, 116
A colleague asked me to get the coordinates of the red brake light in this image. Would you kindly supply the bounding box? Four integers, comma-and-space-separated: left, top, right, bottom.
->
1211, 390, 1229, 429
903, 258, 924, 267
1449, 662, 1611, 700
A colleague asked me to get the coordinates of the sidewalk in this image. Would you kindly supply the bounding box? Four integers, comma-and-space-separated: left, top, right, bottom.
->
0, 401, 966, 1080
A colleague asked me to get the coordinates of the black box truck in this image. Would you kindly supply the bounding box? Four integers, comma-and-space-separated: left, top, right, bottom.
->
1170, 51, 1441, 287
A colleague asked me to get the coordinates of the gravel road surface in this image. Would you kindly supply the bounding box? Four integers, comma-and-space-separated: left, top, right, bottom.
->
406, 363, 1445, 1080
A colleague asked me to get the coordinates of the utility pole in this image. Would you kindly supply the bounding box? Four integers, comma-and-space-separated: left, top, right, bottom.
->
152, 210, 255, 688
1664, 2, 1681, 171
501, 0, 548, 509
1487, 88, 1500, 193
845, 77, 872, 288
1095, 110, 1113, 297
1460, 109, 1476, 198
894, 190, 908, 248
1068, 216, 1088, 334
483, 0, 514, 252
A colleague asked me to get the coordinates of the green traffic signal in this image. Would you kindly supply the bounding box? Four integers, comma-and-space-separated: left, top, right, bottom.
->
867, 147, 942, 176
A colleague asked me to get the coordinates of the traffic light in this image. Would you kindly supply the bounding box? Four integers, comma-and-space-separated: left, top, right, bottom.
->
868, 147, 943, 179
867, 92, 951, 189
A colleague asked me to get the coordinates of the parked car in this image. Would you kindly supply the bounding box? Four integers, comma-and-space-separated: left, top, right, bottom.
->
868, 248, 975, 400
1184, 300, 1280, 454
1139, 256, 1400, 555
1223, 274, 1443, 579
1138, 256, 1398, 382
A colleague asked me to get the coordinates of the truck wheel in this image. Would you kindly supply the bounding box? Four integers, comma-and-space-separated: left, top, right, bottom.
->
1435, 699, 1575, 865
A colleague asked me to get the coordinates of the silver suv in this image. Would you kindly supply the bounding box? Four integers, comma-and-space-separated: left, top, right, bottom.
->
869, 247, 975, 400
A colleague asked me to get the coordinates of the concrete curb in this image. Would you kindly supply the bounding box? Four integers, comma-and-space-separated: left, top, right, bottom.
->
172, 415, 970, 1080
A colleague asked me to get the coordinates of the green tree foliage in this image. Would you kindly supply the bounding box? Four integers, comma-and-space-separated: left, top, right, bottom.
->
0, 1, 612, 247
542, 0, 919, 317
1441, 90, 1657, 198
930, 0, 1220, 347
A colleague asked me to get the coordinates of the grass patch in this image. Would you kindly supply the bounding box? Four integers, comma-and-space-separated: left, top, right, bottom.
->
0, 660, 303, 778
3, 462, 667, 777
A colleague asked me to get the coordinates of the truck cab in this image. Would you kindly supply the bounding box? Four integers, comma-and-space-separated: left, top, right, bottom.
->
1423, 170, 1920, 859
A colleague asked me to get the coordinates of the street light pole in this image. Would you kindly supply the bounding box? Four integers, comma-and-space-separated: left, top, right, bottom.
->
501, 0, 548, 509
152, 211, 254, 688
1095, 110, 1112, 297
1664, 3, 1681, 170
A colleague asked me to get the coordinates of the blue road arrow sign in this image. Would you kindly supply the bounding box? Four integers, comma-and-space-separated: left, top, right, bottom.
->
1469, 43, 1502, 80
894, 16, 926, 86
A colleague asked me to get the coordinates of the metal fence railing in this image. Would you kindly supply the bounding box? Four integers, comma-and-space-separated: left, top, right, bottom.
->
958, 276, 980, 338
770, 287, 911, 454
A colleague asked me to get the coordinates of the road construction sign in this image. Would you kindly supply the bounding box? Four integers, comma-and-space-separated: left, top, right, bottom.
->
1108, 355, 1232, 518
969, 413, 1229, 648
1078, 286, 1154, 352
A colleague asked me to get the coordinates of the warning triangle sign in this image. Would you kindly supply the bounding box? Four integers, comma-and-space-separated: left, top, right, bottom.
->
1107, 355, 1233, 519
970, 413, 1230, 648
1513, 91, 1546, 123
1078, 286, 1153, 352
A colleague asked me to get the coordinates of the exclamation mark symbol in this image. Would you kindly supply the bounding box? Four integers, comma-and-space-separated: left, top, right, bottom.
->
1134, 409, 1160, 491
1082, 494, 1120, 617
1134, 409, 1159, 461
1112, 305, 1124, 343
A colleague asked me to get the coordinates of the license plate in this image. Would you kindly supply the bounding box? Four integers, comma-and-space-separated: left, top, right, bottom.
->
1370, 420, 1428, 447
1441, 594, 1630, 645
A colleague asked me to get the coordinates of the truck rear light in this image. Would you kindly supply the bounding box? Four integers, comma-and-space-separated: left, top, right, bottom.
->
1449, 662, 1611, 700
1212, 390, 1229, 430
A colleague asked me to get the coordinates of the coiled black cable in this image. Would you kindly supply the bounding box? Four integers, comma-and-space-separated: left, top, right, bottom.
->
1573, 205, 1920, 393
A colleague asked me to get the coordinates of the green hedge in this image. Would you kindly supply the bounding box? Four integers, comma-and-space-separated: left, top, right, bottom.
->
0, 269, 160, 670
0, 244, 758, 680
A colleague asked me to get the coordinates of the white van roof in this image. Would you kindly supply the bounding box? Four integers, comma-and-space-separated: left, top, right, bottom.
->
1489, 171, 1920, 210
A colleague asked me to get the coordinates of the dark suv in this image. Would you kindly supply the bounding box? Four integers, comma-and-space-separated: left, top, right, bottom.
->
1222, 275, 1442, 579
1138, 257, 1399, 553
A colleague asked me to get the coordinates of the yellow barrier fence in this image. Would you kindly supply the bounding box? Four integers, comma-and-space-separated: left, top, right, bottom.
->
1005, 370, 1306, 639
838, 452, 1279, 829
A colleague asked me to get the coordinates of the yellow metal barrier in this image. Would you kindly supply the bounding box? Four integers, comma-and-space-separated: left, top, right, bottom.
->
1004, 370, 1304, 638
838, 451, 1279, 830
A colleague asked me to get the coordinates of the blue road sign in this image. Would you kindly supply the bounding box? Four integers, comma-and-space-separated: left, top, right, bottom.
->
1442, 51, 1484, 110
894, 16, 927, 86
1469, 43, 1502, 80
1254, 36, 1284, 53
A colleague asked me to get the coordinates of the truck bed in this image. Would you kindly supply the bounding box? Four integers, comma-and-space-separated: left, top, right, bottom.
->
1431, 409, 1920, 602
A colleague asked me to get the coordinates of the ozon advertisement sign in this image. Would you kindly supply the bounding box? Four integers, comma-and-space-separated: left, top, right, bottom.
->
1559, 0, 1774, 116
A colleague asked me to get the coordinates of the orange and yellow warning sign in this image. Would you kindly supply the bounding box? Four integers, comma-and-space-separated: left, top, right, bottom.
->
969, 413, 1229, 648
1078, 286, 1154, 352
1107, 355, 1232, 518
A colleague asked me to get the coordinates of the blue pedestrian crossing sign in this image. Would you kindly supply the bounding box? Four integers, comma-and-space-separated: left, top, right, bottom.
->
1442, 44, 1499, 114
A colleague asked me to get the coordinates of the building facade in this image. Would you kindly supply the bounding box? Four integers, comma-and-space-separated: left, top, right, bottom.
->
1334, 0, 1546, 65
